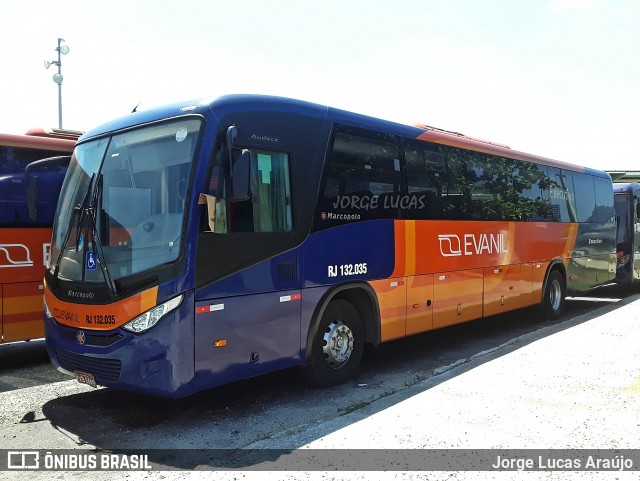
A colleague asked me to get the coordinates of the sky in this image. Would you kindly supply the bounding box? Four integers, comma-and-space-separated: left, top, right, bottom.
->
1, 0, 639, 171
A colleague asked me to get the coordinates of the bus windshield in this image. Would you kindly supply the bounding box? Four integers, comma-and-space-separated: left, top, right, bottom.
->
49, 118, 201, 284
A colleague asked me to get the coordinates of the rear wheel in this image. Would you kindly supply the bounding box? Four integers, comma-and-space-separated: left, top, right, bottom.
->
542, 269, 565, 319
305, 299, 364, 387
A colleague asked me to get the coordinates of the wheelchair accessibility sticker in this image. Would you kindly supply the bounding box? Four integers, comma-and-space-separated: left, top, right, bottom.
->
86, 251, 97, 270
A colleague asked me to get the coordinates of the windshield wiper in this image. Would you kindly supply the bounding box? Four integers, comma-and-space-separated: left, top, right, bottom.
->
52, 173, 118, 298
86, 173, 118, 297
52, 173, 96, 284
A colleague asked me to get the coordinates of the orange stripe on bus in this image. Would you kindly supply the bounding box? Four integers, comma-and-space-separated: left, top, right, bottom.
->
370, 278, 407, 342
44, 283, 159, 331
405, 220, 417, 276
391, 221, 407, 277
393, 220, 579, 274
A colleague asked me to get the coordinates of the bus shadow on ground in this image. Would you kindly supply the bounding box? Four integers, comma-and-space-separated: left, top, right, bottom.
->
38, 283, 639, 470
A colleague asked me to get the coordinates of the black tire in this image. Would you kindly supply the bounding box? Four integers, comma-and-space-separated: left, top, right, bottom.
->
305, 299, 364, 388
542, 269, 566, 319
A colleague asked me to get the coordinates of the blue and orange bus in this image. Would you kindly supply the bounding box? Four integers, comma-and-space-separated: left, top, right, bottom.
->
43, 95, 616, 397
0, 128, 78, 343
613, 182, 640, 283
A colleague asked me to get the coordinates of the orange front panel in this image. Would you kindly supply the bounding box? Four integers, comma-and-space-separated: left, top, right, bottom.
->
2, 282, 44, 342
44, 283, 159, 330
406, 274, 433, 336
433, 269, 483, 329
369, 278, 407, 342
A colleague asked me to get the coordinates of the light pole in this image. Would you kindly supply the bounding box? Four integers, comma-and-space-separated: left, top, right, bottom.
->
44, 38, 70, 129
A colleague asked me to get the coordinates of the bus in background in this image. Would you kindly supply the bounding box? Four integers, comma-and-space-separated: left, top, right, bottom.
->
612, 182, 640, 283
0, 128, 80, 343
43, 95, 616, 397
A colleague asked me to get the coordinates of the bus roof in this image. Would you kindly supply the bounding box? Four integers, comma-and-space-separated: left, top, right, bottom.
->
79, 94, 610, 179
613, 182, 640, 194
0, 129, 78, 151
24, 127, 84, 140
608, 171, 640, 183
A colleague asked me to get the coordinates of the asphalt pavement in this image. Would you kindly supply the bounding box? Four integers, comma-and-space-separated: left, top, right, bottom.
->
240, 289, 640, 479
3, 290, 640, 481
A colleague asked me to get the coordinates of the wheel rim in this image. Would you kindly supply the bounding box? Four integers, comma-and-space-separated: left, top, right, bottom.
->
549, 279, 562, 311
322, 319, 354, 368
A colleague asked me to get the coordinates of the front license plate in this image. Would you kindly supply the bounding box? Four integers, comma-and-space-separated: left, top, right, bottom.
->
74, 370, 97, 388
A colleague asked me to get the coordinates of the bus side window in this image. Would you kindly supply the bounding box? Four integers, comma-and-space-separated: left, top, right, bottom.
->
323, 130, 401, 221
441, 147, 467, 219
547, 167, 577, 222
404, 142, 443, 219
515, 162, 554, 222
249, 150, 293, 232
593, 176, 615, 224
573, 174, 597, 222
222, 148, 293, 233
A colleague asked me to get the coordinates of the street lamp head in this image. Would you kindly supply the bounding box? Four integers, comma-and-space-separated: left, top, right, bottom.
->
44, 60, 52, 69
57, 38, 69, 55
53, 73, 63, 84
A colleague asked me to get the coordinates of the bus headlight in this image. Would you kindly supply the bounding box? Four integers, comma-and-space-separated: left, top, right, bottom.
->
122, 294, 184, 333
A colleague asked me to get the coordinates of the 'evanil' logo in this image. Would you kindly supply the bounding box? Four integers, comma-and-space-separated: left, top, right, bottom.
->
438, 233, 508, 257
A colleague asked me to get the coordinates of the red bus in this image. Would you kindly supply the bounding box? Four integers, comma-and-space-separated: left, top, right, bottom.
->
0, 128, 79, 343
43, 95, 616, 397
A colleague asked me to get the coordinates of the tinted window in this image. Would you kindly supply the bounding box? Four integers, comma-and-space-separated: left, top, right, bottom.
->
315, 130, 609, 227
615, 194, 631, 244
440, 146, 469, 219
437, 147, 553, 222
402, 142, 560, 222
319, 130, 401, 223
593, 176, 615, 224
0, 146, 68, 174
548, 168, 577, 222
0, 146, 71, 226
405, 142, 445, 219
468, 152, 495, 220
572, 174, 597, 222
513, 162, 554, 221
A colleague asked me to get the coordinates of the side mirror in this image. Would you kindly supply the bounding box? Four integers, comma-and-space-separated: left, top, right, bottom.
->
226, 125, 250, 202
226, 125, 237, 164
24, 155, 70, 222
231, 149, 251, 202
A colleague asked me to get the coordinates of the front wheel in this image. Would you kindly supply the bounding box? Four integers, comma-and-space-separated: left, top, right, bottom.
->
305, 299, 364, 387
542, 269, 566, 319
